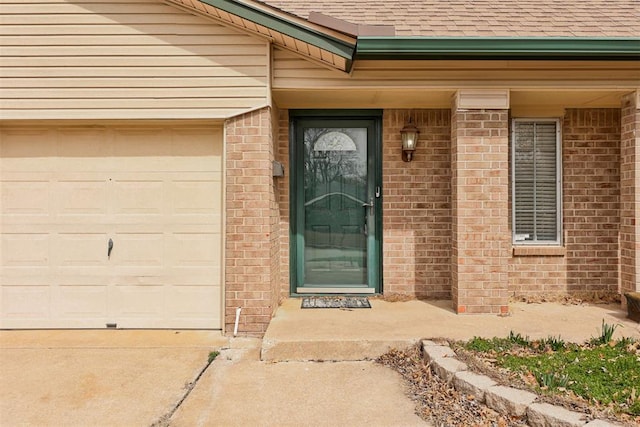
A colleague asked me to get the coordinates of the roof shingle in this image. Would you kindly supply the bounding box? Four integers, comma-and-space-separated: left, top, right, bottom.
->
260, 0, 640, 37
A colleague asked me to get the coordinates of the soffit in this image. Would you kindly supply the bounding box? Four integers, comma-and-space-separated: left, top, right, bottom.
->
272, 88, 629, 111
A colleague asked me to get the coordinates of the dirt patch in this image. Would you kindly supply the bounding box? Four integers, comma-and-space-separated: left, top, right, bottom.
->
510, 291, 621, 305
371, 293, 418, 302
377, 344, 527, 427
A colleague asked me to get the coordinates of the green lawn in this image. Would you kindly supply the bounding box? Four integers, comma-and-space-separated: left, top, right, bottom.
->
458, 325, 640, 417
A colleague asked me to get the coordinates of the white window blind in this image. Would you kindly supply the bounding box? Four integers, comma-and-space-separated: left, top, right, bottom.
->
512, 120, 561, 244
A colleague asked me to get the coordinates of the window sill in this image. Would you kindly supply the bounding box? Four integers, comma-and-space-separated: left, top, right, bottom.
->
512, 246, 566, 257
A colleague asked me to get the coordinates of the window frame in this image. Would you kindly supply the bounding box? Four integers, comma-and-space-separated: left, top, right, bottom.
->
511, 118, 563, 246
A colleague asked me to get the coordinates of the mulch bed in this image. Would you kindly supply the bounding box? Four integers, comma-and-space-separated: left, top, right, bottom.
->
377, 344, 527, 427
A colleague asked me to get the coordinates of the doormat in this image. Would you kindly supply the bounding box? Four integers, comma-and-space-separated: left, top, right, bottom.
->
301, 296, 371, 309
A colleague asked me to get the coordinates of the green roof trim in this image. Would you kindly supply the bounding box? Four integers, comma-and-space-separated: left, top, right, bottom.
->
198, 0, 355, 61
355, 37, 640, 60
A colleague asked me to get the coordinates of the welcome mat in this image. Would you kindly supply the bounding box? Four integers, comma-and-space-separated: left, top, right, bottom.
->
301, 296, 371, 309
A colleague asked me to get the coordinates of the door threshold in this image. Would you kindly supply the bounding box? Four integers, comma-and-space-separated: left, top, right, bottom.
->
296, 287, 375, 294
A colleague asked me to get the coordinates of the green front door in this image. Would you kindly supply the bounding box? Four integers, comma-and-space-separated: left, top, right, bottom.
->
291, 112, 381, 294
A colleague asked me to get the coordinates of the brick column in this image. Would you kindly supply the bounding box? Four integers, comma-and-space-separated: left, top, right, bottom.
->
225, 106, 278, 336
451, 90, 511, 314
620, 91, 640, 302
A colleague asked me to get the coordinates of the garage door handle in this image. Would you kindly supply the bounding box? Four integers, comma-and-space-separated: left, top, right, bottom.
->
108, 238, 113, 259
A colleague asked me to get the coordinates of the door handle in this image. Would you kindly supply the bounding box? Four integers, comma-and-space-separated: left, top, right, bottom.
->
108, 238, 114, 259
362, 197, 374, 214
362, 198, 374, 236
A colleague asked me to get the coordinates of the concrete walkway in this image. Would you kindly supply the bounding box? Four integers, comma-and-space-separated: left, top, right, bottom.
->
0, 330, 227, 427
171, 338, 425, 427
0, 330, 425, 427
1, 300, 638, 426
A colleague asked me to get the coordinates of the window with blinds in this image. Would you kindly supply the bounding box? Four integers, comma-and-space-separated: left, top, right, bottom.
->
512, 119, 561, 244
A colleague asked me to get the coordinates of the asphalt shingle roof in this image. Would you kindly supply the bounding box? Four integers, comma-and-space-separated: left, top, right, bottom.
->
261, 0, 640, 37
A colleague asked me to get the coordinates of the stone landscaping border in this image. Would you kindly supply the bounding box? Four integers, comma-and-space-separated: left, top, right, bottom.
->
422, 340, 623, 427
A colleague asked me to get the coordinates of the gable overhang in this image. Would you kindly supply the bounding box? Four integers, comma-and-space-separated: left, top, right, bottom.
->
164, 1, 639, 71
356, 37, 640, 61
165, 0, 356, 72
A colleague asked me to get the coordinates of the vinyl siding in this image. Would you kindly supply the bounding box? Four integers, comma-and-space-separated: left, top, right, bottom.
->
272, 48, 640, 89
0, 0, 269, 119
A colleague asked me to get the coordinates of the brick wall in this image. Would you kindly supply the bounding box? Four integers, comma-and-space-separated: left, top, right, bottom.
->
564, 109, 620, 295
620, 92, 640, 301
509, 254, 567, 297
269, 106, 283, 318
451, 107, 510, 314
225, 107, 278, 335
509, 109, 621, 299
269, 106, 627, 314
277, 109, 291, 295
382, 110, 452, 298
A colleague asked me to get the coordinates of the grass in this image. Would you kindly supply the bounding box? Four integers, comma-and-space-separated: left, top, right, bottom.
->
208, 350, 220, 364
460, 323, 640, 417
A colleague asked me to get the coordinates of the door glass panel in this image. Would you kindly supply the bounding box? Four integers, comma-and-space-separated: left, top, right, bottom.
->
303, 128, 368, 286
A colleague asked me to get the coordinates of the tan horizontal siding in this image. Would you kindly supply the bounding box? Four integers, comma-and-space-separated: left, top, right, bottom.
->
0, 0, 269, 119
272, 48, 640, 89
1, 66, 266, 78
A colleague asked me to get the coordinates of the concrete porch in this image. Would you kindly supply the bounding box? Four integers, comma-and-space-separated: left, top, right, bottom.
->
261, 298, 640, 361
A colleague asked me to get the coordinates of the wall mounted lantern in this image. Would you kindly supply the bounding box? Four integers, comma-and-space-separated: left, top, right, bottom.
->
400, 118, 419, 162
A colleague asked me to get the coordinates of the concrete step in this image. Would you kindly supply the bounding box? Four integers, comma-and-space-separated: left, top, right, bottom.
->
260, 298, 431, 361
261, 336, 416, 361
259, 298, 639, 362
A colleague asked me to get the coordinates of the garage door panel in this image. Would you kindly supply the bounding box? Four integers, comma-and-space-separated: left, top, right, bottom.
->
167, 285, 221, 318
172, 178, 222, 215
0, 274, 55, 287
0, 129, 55, 172
169, 233, 220, 267
171, 128, 222, 171
111, 233, 164, 268
54, 285, 107, 319
112, 180, 164, 215
57, 233, 109, 268
1, 180, 50, 216
55, 128, 113, 172
1, 123, 222, 329
168, 269, 221, 287
56, 273, 110, 287
1, 286, 50, 321
56, 180, 108, 216
1, 233, 50, 268
113, 128, 171, 172
110, 285, 165, 319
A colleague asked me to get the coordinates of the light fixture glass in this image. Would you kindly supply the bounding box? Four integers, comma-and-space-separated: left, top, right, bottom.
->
400, 118, 419, 162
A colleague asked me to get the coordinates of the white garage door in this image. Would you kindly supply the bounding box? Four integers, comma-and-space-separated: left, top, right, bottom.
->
0, 123, 223, 329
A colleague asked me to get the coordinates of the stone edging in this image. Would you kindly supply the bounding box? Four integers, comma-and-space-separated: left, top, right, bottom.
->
422, 340, 623, 427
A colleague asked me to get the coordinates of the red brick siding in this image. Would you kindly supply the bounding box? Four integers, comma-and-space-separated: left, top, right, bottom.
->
225, 107, 278, 335
563, 109, 620, 294
509, 109, 621, 299
620, 93, 640, 300
382, 110, 452, 298
451, 108, 510, 314
269, 107, 283, 319
509, 255, 568, 297
269, 106, 628, 313
277, 109, 291, 295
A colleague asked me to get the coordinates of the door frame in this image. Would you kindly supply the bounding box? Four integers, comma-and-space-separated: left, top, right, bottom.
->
289, 109, 383, 295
